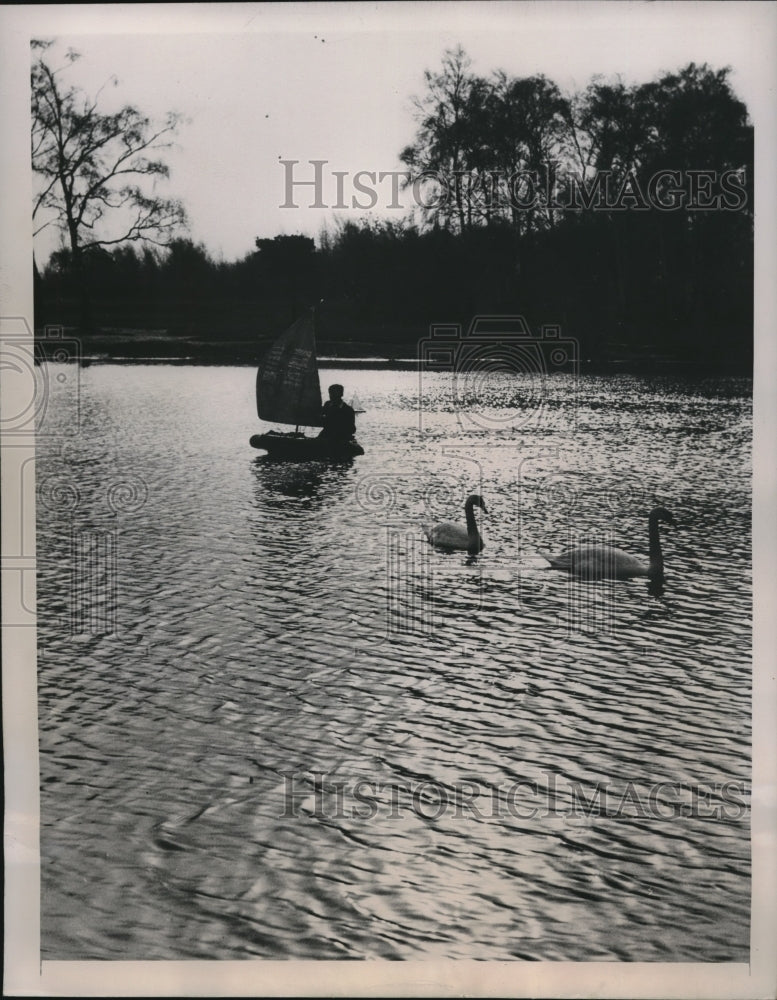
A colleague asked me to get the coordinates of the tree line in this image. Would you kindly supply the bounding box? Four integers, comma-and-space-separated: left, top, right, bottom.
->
33, 45, 753, 370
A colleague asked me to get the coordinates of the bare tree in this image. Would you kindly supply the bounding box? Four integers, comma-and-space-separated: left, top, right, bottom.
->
400, 46, 491, 233
31, 40, 188, 328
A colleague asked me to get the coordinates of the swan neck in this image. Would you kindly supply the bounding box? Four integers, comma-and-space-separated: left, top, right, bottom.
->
465, 502, 478, 535
648, 513, 664, 579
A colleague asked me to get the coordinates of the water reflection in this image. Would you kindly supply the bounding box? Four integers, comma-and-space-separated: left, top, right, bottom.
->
647, 577, 666, 598
252, 457, 325, 502
36, 364, 751, 963
251, 456, 354, 505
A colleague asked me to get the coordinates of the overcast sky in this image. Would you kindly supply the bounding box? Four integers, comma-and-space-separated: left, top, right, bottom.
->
19, 2, 777, 262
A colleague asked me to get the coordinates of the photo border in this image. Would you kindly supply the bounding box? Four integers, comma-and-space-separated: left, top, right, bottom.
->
3, 3, 775, 996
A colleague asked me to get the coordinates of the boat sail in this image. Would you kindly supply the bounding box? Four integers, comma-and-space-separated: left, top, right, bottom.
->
250, 310, 364, 460
256, 311, 323, 429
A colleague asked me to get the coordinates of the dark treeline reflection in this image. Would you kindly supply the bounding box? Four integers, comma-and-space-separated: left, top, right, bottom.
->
34, 52, 752, 371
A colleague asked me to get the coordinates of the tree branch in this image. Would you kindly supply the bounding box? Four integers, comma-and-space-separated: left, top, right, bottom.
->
32, 44, 188, 263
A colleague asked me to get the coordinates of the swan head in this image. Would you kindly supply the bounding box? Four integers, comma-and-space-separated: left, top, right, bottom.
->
465, 494, 488, 515
650, 506, 676, 528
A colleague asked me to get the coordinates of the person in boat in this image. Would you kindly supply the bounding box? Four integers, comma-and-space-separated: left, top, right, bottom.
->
319, 383, 356, 445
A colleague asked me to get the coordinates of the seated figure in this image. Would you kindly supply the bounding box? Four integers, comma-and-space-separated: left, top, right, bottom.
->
319, 383, 356, 444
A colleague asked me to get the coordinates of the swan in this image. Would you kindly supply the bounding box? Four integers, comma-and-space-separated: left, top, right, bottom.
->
542, 506, 676, 581
424, 494, 487, 554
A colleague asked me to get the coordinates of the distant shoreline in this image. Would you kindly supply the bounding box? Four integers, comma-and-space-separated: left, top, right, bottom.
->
34, 328, 753, 377
66, 356, 755, 379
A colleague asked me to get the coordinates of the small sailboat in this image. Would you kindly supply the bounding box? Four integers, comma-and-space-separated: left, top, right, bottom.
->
350, 393, 366, 414
249, 310, 365, 461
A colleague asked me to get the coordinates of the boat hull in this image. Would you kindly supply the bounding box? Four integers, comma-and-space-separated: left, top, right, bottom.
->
250, 430, 364, 461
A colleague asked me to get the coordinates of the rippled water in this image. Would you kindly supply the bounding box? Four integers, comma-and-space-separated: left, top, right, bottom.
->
37, 364, 751, 961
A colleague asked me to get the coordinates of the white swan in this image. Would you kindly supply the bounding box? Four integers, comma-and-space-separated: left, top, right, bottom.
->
542, 506, 676, 581
424, 494, 487, 554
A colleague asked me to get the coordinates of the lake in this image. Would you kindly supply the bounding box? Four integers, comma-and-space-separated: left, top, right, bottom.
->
36, 363, 751, 961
